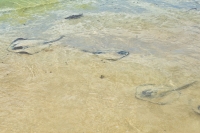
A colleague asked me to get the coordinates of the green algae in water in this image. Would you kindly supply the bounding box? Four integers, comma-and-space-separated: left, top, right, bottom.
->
0, 0, 58, 9
75, 3, 95, 10
0, 0, 59, 24
61, 0, 95, 10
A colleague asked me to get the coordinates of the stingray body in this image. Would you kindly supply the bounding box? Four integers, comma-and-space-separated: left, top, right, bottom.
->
192, 104, 200, 114
8, 36, 65, 54
83, 49, 129, 61
194, 105, 200, 114
189, 99, 200, 115
65, 14, 83, 19
135, 81, 196, 105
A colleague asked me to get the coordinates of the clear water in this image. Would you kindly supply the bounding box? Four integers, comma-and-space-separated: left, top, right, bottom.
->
0, 0, 200, 132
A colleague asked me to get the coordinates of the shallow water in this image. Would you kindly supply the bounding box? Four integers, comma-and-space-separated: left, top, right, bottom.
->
0, 0, 200, 132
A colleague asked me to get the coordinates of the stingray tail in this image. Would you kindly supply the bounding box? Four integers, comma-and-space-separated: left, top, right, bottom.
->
175, 81, 197, 91
43, 35, 65, 44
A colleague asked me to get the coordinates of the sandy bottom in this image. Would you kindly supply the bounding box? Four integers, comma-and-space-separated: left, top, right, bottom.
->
0, 35, 200, 133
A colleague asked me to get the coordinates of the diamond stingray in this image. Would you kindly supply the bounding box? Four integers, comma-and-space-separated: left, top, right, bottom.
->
189, 99, 200, 115
7, 36, 64, 55
83, 49, 129, 61
135, 81, 196, 105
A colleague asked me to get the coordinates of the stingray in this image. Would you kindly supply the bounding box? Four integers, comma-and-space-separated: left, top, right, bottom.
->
7, 36, 65, 55
189, 99, 200, 115
65, 14, 83, 19
82, 49, 129, 61
193, 105, 200, 114
135, 81, 197, 105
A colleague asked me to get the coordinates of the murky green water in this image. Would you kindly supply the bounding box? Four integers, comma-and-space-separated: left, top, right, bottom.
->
0, 0, 200, 132
0, 0, 59, 24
